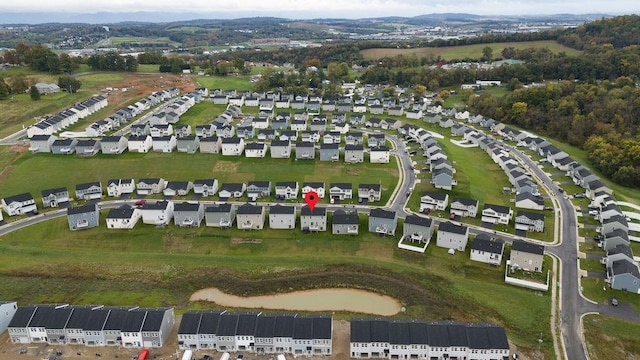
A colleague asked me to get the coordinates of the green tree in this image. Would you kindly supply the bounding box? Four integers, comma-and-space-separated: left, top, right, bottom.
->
9, 74, 29, 94
481, 46, 493, 62
412, 84, 427, 101
0, 78, 10, 100
29, 85, 41, 100
58, 75, 81, 93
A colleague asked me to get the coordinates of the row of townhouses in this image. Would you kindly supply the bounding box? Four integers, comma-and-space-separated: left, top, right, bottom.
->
26, 95, 108, 138
350, 318, 510, 360
5, 303, 174, 348
178, 312, 332, 356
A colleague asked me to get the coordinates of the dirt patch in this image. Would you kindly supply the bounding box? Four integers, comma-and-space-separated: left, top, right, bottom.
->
104, 73, 196, 112
231, 238, 263, 245
213, 161, 239, 173
346, 168, 361, 176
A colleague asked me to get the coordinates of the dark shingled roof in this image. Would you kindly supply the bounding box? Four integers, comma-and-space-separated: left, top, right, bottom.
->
293, 316, 313, 340
121, 310, 147, 332
269, 205, 295, 215
312, 316, 332, 339
178, 312, 202, 335
8, 306, 37, 328
236, 313, 258, 336
273, 315, 295, 337
142, 308, 169, 331
512, 239, 544, 255
438, 221, 468, 235
404, 214, 432, 227
67, 203, 97, 215
370, 208, 396, 219
471, 236, 504, 254
82, 308, 111, 331
237, 203, 263, 215
254, 315, 276, 338
301, 205, 326, 216
217, 313, 239, 336
198, 311, 222, 335
205, 203, 233, 213
45, 307, 73, 329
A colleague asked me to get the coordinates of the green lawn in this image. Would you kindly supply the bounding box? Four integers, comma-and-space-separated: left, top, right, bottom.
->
0, 213, 554, 358
0, 152, 398, 206
583, 315, 640, 360
194, 75, 254, 91
581, 277, 640, 315
579, 258, 605, 273
360, 40, 582, 60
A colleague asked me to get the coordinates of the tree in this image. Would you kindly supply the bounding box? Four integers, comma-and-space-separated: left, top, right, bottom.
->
58, 75, 81, 93
0, 78, 10, 100
29, 85, 41, 100
412, 84, 427, 101
481, 46, 493, 62
9, 74, 29, 94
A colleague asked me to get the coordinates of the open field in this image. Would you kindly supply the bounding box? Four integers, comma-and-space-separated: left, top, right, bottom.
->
360, 40, 582, 60
0, 211, 553, 358
583, 314, 640, 360
194, 75, 254, 91
0, 150, 398, 206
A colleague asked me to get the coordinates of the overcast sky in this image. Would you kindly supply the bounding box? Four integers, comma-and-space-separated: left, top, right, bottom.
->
3, 0, 639, 18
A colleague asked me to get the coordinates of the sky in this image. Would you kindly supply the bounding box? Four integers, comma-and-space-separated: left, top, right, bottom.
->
1, 0, 639, 19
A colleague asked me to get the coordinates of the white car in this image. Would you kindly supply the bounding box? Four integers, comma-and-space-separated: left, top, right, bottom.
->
589, 210, 599, 216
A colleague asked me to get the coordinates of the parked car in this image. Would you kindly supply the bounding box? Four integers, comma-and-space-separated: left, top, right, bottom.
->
589, 210, 599, 216
574, 193, 586, 198
611, 297, 619, 306
134, 200, 146, 206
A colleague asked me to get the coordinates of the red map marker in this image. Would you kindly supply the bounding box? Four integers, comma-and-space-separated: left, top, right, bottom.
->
304, 191, 319, 212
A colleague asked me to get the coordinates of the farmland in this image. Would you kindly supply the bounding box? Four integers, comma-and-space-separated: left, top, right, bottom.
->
360, 40, 582, 60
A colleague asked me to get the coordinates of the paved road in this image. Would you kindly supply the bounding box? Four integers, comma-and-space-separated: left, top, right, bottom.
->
2, 124, 639, 360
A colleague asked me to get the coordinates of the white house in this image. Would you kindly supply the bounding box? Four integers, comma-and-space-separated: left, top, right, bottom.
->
106, 205, 142, 229
470, 234, 504, 265
436, 221, 469, 251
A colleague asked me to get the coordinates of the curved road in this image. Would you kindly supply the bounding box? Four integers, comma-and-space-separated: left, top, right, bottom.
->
2, 126, 640, 360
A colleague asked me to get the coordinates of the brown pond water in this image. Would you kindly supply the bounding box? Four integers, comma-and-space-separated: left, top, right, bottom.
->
190, 287, 402, 316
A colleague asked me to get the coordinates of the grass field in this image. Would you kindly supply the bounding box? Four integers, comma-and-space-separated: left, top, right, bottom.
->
360, 40, 582, 60
0, 151, 398, 206
583, 315, 640, 360
107, 36, 179, 46
0, 212, 554, 357
194, 75, 254, 91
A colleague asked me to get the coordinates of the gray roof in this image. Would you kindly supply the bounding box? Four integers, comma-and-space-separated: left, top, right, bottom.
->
511, 239, 544, 255
516, 210, 545, 221
67, 203, 97, 215
370, 208, 396, 219
438, 221, 468, 235
471, 236, 504, 254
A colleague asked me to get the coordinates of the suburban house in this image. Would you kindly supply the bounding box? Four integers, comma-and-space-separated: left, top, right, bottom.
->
51, 138, 78, 155
300, 205, 327, 232
270, 140, 292, 158
329, 183, 353, 201
106, 178, 135, 197
199, 136, 222, 154
470, 234, 504, 265
218, 183, 246, 199
431, 168, 454, 190
100, 136, 128, 154
357, 184, 381, 203
176, 135, 200, 154
319, 143, 340, 161
205, 203, 236, 228
607, 259, 640, 293
449, 197, 479, 218
481, 204, 513, 225
515, 211, 545, 233
436, 221, 470, 251
369, 146, 390, 163
367, 134, 385, 148
152, 135, 177, 153
106, 205, 141, 229
221, 137, 245, 156
268, 205, 296, 229
601, 215, 629, 235
345, 132, 364, 146
236, 203, 265, 230
275, 181, 299, 200
150, 124, 173, 137
75, 139, 101, 156
67, 203, 100, 231
603, 229, 630, 252
515, 192, 545, 211
29, 134, 57, 153
332, 210, 359, 235
302, 182, 325, 199
420, 192, 449, 212
173, 202, 205, 227
137, 178, 166, 195
75, 182, 103, 200
510, 240, 544, 272
295, 142, 315, 160
127, 135, 153, 153
140, 200, 174, 226
344, 145, 364, 163
368, 208, 397, 236
163, 181, 194, 197
402, 215, 434, 245
193, 179, 219, 197
2, 193, 37, 216
247, 181, 272, 200
8, 306, 37, 344
41, 187, 69, 208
